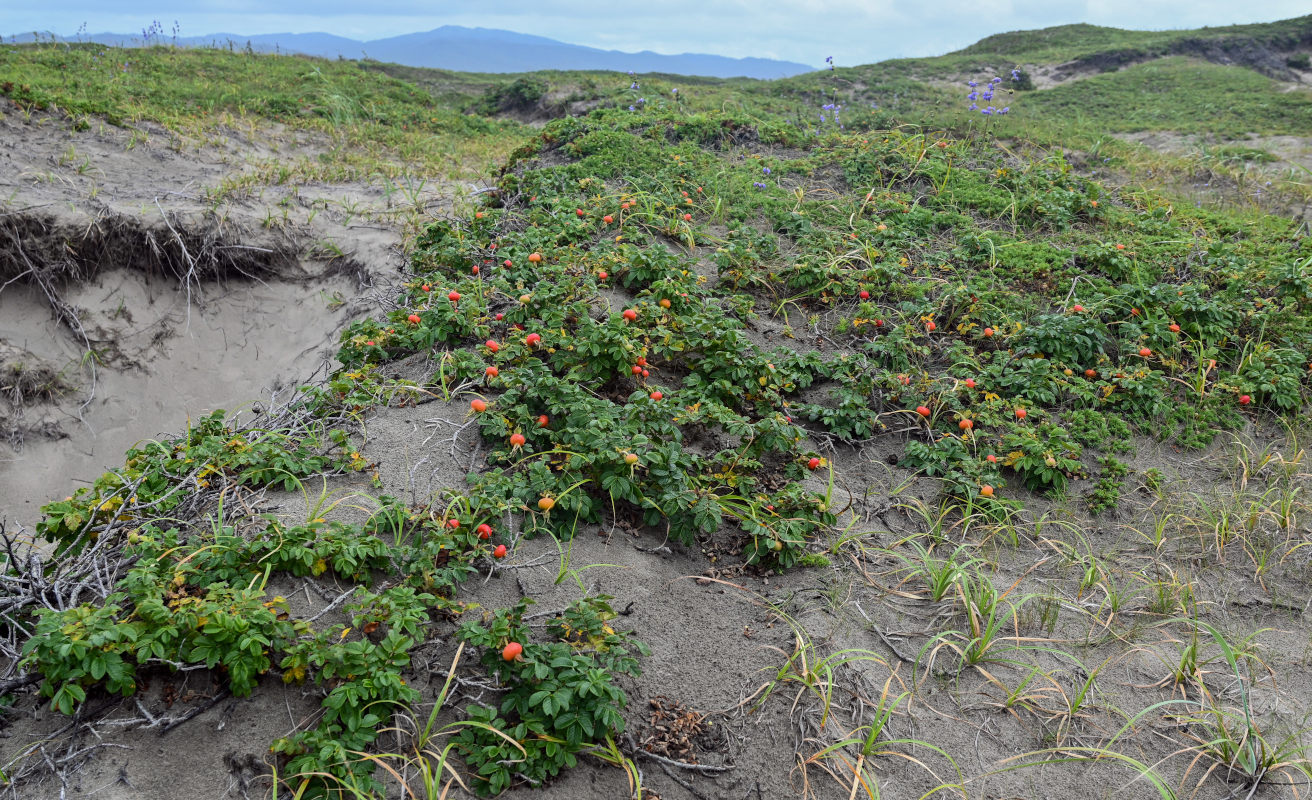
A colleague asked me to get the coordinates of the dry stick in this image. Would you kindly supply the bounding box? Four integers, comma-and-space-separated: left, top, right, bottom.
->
406, 454, 432, 501
159, 689, 231, 736
851, 601, 917, 663
639, 751, 733, 775
658, 764, 714, 800
623, 733, 731, 775
133, 698, 161, 727
0, 262, 37, 292
448, 418, 478, 459
304, 586, 359, 624
0, 672, 40, 696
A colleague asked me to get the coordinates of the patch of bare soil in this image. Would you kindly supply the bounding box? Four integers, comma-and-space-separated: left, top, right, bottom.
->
1100, 130, 1312, 218
0, 104, 455, 532
1114, 129, 1312, 172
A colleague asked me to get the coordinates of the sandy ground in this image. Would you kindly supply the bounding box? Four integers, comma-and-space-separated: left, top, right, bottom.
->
0, 105, 455, 532
1113, 129, 1312, 173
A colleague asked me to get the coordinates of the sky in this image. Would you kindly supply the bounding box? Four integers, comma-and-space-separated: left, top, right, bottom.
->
3, 1, 1309, 67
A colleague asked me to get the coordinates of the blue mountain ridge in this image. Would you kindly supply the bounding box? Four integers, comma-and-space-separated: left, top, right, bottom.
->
59, 25, 816, 79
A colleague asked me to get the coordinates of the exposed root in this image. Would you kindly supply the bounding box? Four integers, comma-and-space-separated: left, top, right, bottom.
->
0, 210, 299, 306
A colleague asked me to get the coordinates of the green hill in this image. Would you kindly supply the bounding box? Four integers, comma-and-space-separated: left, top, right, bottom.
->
957, 15, 1312, 65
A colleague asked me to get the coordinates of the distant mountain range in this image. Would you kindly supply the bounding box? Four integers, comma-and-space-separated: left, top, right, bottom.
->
59, 26, 815, 79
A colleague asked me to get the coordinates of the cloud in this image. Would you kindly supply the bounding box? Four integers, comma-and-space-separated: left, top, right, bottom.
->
3, 1, 1308, 66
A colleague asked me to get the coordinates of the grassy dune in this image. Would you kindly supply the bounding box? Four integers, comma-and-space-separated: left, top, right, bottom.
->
3, 18, 1312, 800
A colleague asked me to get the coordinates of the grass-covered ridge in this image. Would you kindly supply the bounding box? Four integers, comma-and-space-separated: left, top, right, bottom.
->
0, 41, 527, 195
956, 15, 1312, 63
0, 40, 476, 130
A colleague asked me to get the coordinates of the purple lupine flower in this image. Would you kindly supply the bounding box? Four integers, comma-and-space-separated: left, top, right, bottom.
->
967, 91, 978, 101
999, 107, 1010, 114
630, 82, 639, 90
967, 80, 978, 88
982, 91, 993, 101
671, 88, 678, 95
629, 105, 636, 111
968, 103, 977, 111
763, 167, 771, 175
1010, 69, 1021, 81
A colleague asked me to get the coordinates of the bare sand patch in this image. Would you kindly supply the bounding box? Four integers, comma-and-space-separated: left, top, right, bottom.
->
0, 105, 461, 532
